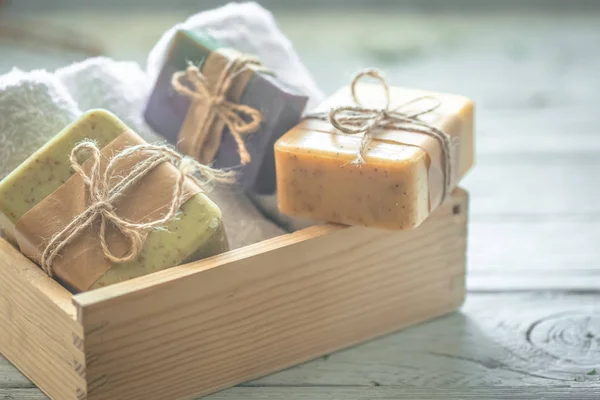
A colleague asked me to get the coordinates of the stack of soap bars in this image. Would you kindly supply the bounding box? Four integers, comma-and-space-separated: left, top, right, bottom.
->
0, 28, 312, 293
0, 28, 474, 295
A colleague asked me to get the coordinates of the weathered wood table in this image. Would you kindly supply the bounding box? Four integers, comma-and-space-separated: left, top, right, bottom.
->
1, 7, 599, 399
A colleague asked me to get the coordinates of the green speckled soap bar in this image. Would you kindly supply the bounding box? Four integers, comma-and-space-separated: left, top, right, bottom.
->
0, 109, 229, 291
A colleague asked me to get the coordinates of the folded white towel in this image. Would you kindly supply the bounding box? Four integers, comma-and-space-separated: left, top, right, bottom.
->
146, 1, 325, 110
0, 68, 81, 179
55, 57, 162, 143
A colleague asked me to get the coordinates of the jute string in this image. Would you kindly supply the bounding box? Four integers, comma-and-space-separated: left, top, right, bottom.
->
40, 140, 235, 277
171, 56, 270, 165
306, 68, 453, 203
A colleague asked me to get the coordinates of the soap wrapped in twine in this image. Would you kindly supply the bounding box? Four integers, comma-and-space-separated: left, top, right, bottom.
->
171, 55, 272, 165
40, 141, 234, 277
307, 68, 454, 203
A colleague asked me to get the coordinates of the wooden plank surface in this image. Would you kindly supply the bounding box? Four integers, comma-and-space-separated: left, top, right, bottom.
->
2, 293, 598, 399
1, 6, 600, 400
3, 387, 600, 400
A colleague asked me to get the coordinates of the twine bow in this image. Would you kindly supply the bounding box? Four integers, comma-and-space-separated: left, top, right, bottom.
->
309, 68, 453, 203
172, 55, 268, 165
40, 140, 234, 277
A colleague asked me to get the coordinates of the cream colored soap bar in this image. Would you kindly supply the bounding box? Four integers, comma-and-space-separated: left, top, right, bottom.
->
0, 109, 229, 291
275, 84, 474, 230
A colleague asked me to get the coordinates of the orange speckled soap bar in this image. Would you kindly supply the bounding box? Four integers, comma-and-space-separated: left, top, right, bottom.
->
275, 83, 474, 230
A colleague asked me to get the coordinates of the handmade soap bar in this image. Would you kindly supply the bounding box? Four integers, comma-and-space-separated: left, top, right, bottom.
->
275, 83, 474, 230
145, 29, 308, 194
146, 2, 326, 109
0, 109, 228, 291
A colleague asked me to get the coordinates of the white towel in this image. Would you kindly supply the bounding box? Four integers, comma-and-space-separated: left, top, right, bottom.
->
0, 68, 81, 179
55, 57, 163, 143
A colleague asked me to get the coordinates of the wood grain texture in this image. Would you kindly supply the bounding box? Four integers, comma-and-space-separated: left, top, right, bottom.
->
2, 387, 600, 400
3, 387, 600, 400
246, 292, 600, 387
68, 190, 467, 400
207, 387, 600, 400
1, 7, 600, 400
468, 220, 600, 291
0, 388, 47, 400
0, 240, 85, 400
2, 293, 599, 399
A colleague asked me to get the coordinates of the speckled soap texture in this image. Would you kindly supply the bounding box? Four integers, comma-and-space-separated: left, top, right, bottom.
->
144, 29, 308, 194
0, 109, 229, 291
275, 85, 475, 230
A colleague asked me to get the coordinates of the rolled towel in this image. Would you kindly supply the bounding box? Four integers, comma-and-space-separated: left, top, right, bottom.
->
55, 57, 163, 143
146, 1, 325, 110
0, 68, 81, 179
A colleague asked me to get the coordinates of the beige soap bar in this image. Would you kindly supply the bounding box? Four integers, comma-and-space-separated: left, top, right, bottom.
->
275, 84, 474, 230
0, 110, 229, 291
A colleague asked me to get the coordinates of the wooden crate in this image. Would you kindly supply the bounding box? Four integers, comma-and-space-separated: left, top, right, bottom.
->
0, 189, 468, 400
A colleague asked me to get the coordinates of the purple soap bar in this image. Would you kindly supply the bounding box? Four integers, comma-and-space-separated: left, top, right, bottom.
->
144, 30, 308, 194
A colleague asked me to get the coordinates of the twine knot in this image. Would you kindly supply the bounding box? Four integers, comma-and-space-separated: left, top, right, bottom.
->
40, 140, 234, 277
309, 68, 453, 202
172, 56, 268, 166
209, 94, 226, 108
91, 201, 114, 214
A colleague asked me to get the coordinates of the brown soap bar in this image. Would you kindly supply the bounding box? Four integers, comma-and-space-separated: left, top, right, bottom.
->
275, 84, 474, 230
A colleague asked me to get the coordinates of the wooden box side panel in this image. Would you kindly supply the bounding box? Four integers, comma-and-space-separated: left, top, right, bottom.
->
75, 189, 468, 400
0, 239, 86, 400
